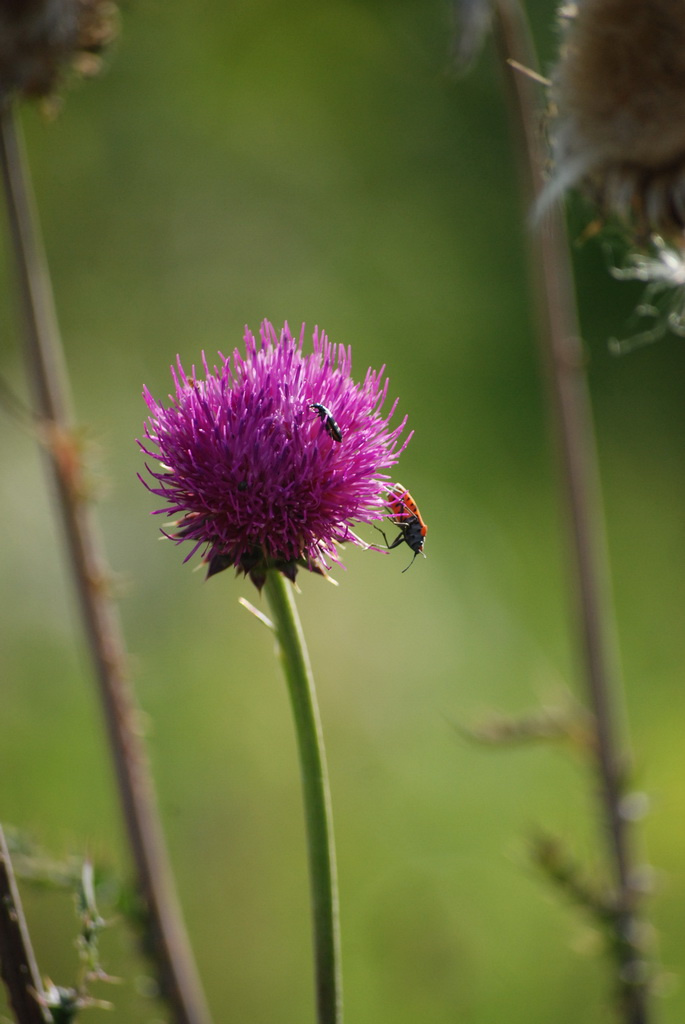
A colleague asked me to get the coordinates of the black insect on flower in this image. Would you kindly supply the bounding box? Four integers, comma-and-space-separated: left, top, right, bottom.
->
309, 402, 343, 443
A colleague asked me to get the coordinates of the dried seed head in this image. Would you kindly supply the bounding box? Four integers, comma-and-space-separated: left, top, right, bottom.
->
0, 0, 118, 104
543, 0, 685, 242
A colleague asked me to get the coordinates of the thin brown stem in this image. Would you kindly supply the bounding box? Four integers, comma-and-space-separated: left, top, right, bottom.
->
0, 102, 212, 1024
0, 827, 53, 1024
491, 3, 647, 1021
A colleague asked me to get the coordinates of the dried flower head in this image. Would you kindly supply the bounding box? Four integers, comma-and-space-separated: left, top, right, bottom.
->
139, 321, 412, 589
543, 0, 685, 242
0, 0, 118, 104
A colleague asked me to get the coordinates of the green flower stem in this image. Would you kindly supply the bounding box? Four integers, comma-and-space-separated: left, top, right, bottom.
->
263, 570, 342, 1024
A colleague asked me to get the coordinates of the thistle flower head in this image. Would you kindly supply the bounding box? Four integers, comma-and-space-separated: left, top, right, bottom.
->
543, 0, 685, 242
138, 321, 412, 589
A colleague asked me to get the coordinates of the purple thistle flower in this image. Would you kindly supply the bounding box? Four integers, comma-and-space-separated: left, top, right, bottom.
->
138, 320, 412, 589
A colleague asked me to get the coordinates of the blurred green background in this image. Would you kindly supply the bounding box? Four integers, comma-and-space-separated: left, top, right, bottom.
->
2, 0, 684, 1021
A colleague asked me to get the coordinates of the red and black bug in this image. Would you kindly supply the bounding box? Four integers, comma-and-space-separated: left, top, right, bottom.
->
375, 482, 427, 572
310, 402, 343, 442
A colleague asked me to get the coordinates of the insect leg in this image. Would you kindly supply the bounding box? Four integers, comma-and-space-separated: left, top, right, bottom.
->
373, 524, 405, 551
